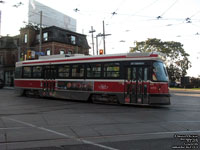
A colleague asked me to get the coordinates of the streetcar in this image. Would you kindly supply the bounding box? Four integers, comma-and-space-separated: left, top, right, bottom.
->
14, 52, 170, 105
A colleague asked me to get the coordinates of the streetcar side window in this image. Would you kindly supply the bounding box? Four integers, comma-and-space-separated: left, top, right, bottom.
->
15, 67, 22, 78
32, 66, 42, 78
72, 64, 84, 78
104, 62, 120, 78
23, 66, 32, 78
132, 67, 137, 81
86, 63, 101, 78
58, 65, 70, 78
144, 67, 148, 81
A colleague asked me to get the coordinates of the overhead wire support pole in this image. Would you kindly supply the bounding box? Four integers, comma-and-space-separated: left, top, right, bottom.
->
102, 21, 111, 55
89, 26, 96, 55
39, 11, 42, 53
96, 35, 99, 55
95, 33, 101, 55
103, 21, 105, 54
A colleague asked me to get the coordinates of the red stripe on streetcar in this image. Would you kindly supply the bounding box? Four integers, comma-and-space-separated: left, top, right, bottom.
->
15, 80, 41, 88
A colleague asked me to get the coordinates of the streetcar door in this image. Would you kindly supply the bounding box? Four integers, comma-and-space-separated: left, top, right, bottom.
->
43, 66, 56, 96
124, 65, 149, 104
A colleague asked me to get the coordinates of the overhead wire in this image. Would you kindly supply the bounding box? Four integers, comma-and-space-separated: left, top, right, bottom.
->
189, 9, 200, 19
131, 0, 160, 17
109, 0, 127, 20
157, 0, 179, 19
107, 0, 161, 34
8, 0, 200, 41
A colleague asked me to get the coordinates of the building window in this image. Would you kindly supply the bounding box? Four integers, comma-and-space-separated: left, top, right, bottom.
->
43, 32, 48, 41
24, 34, 27, 43
71, 35, 76, 44
46, 49, 51, 56
60, 50, 65, 55
36, 34, 40, 42
67, 50, 72, 54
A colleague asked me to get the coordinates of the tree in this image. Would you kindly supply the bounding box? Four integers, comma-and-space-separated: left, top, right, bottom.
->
130, 38, 191, 82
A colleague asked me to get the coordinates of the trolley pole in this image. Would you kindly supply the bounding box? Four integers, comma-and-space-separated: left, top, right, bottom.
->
89, 26, 96, 55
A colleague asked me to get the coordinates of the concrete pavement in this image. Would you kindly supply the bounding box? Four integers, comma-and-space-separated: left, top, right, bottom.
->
0, 89, 200, 150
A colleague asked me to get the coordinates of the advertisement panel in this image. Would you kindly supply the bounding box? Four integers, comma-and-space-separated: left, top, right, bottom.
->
28, 0, 76, 32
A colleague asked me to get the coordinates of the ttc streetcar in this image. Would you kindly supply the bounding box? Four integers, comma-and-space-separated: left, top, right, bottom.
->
14, 52, 170, 105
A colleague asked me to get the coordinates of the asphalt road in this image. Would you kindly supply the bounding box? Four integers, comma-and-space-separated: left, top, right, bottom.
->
0, 88, 200, 150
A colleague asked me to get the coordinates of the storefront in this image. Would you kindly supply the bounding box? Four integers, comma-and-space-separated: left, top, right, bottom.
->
0, 67, 15, 87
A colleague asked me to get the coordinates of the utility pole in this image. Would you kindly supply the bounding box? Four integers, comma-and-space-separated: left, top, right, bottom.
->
103, 21, 105, 54
17, 46, 21, 61
39, 11, 42, 53
95, 33, 101, 55
96, 32, 111, 55
89, 26, 96, 55
102, 20, 111, 54
96, 35, 98, 55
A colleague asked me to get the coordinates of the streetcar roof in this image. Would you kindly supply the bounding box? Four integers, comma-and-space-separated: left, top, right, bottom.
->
16, 52, 164, 67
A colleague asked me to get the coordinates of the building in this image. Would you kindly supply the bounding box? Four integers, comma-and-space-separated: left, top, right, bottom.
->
0, 25, 90, 86
0, 36, 19, 86
20, 25, 90, 60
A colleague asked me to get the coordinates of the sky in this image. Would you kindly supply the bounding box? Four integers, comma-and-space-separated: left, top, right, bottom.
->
0, 0, 200, 77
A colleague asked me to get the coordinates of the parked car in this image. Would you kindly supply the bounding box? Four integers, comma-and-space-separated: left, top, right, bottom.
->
169, 81, 180, 88
0, 79, 4, 89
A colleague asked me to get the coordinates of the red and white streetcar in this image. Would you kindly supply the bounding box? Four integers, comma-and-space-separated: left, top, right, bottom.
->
14, 52, 170, 105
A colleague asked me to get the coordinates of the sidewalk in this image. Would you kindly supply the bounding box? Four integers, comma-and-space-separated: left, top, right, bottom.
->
2, 86, 15, 90
169, 88, 200, 93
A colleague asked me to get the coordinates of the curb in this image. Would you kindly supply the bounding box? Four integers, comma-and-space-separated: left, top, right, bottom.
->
2, 87, 15, 90
169, 88, 200, 93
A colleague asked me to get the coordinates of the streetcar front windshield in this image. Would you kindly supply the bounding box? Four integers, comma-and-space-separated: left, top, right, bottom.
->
152, 61, 168, 82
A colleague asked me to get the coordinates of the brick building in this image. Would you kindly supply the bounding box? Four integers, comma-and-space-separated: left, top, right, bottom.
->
0, 25, 90, 87
20, 25, 90, 59
0, 36, 19, 86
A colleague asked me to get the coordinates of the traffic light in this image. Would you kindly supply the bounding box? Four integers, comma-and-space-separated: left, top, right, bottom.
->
27, 50, 32, 60
99, 49, 103, 55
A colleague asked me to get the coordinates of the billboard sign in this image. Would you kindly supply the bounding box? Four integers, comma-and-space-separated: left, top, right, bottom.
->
28, 0, 76, 32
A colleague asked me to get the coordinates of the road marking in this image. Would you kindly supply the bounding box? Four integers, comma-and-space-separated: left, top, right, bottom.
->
2, 117, 119, 150
135, 130, 200, 136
